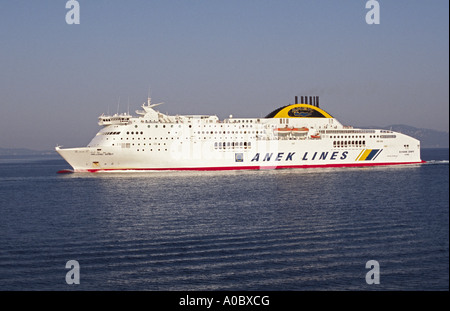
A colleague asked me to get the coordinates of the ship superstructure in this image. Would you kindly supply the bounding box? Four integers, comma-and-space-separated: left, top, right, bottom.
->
56, 96, 423, 172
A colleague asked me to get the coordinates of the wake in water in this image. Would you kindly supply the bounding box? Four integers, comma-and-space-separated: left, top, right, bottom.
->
424, 160, 449, 165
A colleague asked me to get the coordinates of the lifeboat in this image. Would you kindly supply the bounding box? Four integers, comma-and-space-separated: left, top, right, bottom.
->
310, 133, 321, 139
274, 126, 309, 136
274, 127, 293, 135
291, 127, 309, 136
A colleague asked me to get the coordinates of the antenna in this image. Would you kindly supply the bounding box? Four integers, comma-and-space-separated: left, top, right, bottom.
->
117, 96, 120, 114
127, 96, 130, 115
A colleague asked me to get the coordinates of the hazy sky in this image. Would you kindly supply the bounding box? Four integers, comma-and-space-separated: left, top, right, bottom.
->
0, 0, 448, 150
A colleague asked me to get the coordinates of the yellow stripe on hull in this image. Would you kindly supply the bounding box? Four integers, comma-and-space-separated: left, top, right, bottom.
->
355, 150, 365, 161
358, 149, 372, 161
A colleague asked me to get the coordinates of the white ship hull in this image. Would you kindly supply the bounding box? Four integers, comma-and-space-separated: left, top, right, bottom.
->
56, 96, 424, 172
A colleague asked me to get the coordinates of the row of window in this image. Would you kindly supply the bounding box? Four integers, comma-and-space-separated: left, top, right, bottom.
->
326, 130, 376, 134
197, 130, 258, 135
229, 119, 258, 123
126, 128, 259, 136
131, 123, 257, 130
214, 142, 252, 150
329, 134, 396, 139
136, 149, 167, 152
333, 141, 366, 147
101, 132, 121, 135
120, 143, 168, 152
105, 133, 397, 145
119, 142, 167, 148
331, 135, 365, 139
111, 136, 253, 142
116, 130, 396, 139
127, 131, 144, 135
369, 135, 394, 138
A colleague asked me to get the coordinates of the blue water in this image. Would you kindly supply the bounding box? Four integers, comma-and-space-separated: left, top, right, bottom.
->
0, 149, 448, 291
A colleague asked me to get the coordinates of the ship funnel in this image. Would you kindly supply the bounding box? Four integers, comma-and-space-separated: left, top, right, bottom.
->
296, 95, 320, 107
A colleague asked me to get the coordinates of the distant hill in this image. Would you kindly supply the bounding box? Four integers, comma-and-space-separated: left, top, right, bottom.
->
0, 147, 54, 156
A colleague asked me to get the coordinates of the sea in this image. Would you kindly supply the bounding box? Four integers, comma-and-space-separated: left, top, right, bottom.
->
0, 148, 448, 292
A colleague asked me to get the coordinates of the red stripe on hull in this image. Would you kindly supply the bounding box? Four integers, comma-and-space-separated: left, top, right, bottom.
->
57, 169, 74, 174
83, 161, 426, 173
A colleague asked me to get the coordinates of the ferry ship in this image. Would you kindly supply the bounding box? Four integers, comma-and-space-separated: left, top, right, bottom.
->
56, 96, 424, 172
